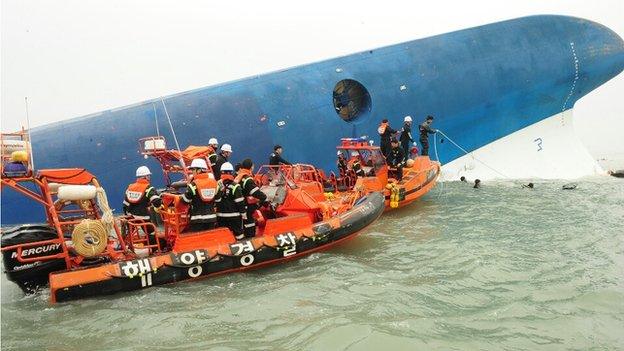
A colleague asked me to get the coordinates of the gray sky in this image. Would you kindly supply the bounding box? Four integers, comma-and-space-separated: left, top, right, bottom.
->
1, 0, 623, 157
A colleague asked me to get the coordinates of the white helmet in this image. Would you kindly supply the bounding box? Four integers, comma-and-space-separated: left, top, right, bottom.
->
221, 144, 232, 153
220, 162, 234, 172
404, 115, 412, 122
190, 158, 208, 170
337, 151, 342, 156
208, 137, 218, 146
351, 151, 359, 157
136, 166, 151, 177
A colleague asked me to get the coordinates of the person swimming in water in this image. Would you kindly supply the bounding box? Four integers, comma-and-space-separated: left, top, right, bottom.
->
473, 179, 481, 188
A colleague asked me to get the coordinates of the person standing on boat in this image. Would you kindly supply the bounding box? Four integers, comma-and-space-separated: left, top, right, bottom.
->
419, 115, 437, 156
236, 159, 268, 238
123, 166, 163, 246
400, 116, 414, 161
386, 139, 405, 181
215, 162, 246, 240
123, 166, 162, 220
207, 137, 219, 173
348, 151, 366, 177
378, 118, 397, 157
337, 151, 348, 177
181, 159, 219, 232
214, 143, 233, 180
269, 145, 292, 166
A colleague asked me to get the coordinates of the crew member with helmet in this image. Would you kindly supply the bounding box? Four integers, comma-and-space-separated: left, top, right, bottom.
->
213, 143, 233, 180
235, 158, 268, 238
207, 137, 219, 172
215, 162, 246, 240
123, 166, 163, 245
386, 138, 406, 181
181, 159, 219, 231
269, 145, 291, 166
336, 151, 348, 177
400, 116, 414, 161
123, 166, 162, 220
348, 151, 366, 177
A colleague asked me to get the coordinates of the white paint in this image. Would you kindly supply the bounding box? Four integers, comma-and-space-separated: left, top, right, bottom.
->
440, 109, 604, 181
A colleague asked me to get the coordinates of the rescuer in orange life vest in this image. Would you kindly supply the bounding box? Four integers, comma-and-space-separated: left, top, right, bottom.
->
181, 159, 219, 232
378, 118, 397, 157
123, 166, 162, 220
215, 162, 247, 240
123, 166, 163, 245
235, 158, 268, 238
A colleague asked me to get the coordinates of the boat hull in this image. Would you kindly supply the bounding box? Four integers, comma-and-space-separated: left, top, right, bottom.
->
49, 192, 385, 303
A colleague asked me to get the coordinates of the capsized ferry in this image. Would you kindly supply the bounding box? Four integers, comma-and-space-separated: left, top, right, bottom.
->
2, 15, 623, 224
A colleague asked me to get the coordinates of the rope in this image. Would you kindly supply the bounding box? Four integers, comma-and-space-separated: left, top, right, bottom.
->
72, 219, 108, 257
436, 130, 511, 180
95, 187, 116, 238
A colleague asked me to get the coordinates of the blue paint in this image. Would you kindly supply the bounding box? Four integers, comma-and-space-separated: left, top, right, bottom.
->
2, 15, 623, 224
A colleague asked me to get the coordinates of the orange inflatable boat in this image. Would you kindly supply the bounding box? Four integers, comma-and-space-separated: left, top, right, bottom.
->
1, 133, 384, 303
322, 138, 441, 210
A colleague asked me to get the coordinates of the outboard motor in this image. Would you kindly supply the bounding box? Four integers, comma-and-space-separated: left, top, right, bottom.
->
1, 224, 67, 293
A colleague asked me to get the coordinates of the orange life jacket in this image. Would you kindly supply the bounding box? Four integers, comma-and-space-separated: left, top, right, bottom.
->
194, 172, 218, 202
378, 122, 388, 135
125, 178, 150, 204
234, 168, 252, 184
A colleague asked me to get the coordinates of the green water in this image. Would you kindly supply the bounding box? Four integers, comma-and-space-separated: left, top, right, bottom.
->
2, 177, 623, 350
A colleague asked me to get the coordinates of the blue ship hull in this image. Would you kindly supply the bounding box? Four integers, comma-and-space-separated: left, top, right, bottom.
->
2, 15, 623, 224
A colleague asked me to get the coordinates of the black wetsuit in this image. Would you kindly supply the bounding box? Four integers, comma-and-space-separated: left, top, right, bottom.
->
419, 122, 436, 156
400, 122, 414, 161
380, 125, 397, 157
269, 152, 291, 166
386, 146, 406, 180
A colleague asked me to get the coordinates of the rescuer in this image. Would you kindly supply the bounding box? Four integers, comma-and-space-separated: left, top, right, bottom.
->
215, 162, 246, 240
235, 158, 268, 238
181, 159, 219, 231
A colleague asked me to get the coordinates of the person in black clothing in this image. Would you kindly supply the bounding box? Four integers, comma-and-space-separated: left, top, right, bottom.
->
386, 139, 406, 181
269, 145, 291, 166
473, 179, 481, 189
215, 162, 246, 240
336, 151, 348, 177
349, 151, 366, 177
181, 159, 219, 232
237, 159, 268, 238
460, 176, 467, 183
419, 115, 437, 156
400, 116, 414, 161
213, 143, 233, 180
123, 166, 163, 245
207, 137, 219, 174
378, 118, 397, 157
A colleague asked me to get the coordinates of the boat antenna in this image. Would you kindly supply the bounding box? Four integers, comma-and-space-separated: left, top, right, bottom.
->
152, 102, 160, 136
160, 97, 186, 169
25, 97, 35, 170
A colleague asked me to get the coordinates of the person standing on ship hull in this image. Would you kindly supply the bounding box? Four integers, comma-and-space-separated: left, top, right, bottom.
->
400, 116, 414, 161
378, 119, 397, 157
123, 166, 163, 246
181, 159, 219, 232
419, 115, 437, 156
216, 162, 246, 240
236, 159, 268, 238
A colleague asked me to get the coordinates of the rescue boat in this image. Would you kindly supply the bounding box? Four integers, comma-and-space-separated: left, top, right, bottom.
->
322, 138, 441, 210
0, 132, 384, 303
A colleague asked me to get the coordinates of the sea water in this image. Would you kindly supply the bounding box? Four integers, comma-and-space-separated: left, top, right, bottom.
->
2, 177, 623, 350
